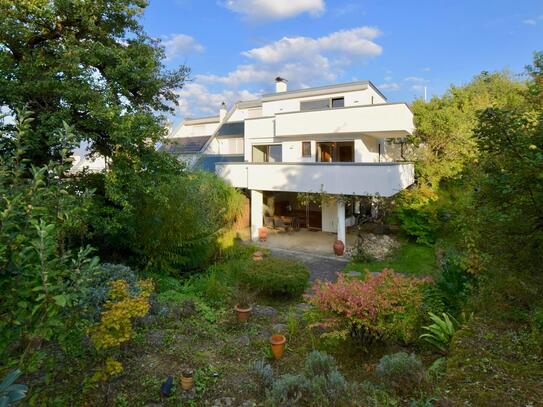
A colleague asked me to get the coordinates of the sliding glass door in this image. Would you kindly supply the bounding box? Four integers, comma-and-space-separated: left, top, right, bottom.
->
252, 144, 282, 163
317, 142, 354, 162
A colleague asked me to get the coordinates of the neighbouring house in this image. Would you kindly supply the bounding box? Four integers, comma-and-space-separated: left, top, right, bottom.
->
164, 78, 415, 245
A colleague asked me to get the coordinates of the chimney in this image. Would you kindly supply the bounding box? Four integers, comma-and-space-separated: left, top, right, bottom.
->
275, 77, 288, 93
219, 101, 227, 122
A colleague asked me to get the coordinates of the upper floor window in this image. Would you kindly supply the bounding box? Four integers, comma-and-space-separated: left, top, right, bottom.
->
302, 141, 311, 157
331, 97, 345, 108
252, 144, 282, 163
300, 97, 345, 111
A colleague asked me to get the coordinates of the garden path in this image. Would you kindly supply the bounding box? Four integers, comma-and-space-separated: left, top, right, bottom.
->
267, 247, 348, 283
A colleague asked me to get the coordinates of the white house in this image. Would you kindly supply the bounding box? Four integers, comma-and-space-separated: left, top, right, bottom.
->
165, 78, 415, 245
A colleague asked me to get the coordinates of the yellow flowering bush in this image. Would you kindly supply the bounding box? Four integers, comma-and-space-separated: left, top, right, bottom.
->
89, 278, 154, 350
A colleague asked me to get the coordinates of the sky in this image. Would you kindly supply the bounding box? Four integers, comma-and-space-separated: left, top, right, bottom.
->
140, 0, 543, 123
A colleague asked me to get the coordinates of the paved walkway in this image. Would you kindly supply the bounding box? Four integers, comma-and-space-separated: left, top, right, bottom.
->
267, 247, 348, 283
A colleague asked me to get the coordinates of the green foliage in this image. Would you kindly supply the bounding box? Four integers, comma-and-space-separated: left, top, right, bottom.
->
344, 239, 437, 277
265, 351, 350, 406
252, 360, 273, 390
358, 381, 399, 407
396, 207, 436, 246
0, 0, 188, 165
237, 257, 309, 298
435, 257, 474, 315
376, 352, 427, 396
0, 369, 28, 406
420, 312, 459, 353
0, 112, 100, 360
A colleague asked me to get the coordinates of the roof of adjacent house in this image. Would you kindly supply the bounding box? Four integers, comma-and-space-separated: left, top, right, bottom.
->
196, 155, 245, 172
216, 121, 244, 137
161, 136, 211, 154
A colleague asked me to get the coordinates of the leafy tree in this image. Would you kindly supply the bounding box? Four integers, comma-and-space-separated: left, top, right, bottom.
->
0, 0, 188, 165
0, 111, 100, 360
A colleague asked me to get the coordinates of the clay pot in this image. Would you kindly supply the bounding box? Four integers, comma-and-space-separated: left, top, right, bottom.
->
252, 251, 264, 261
333, 239, 345, 256
258, 227, 268, 241
269, 334, 287, 359
180, 371, 194, 391
235, 304, 252, 322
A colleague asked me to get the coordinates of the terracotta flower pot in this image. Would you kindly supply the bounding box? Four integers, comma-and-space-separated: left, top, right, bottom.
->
235, 304, 252, 322
333, 239, 345, 256
270, 334, 287, 359
180, 371, 194, 391
258, 227, 268, 241
252, 251, 264, 261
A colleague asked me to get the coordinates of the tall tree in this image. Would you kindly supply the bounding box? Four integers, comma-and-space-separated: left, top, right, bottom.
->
0, 0, 188, 165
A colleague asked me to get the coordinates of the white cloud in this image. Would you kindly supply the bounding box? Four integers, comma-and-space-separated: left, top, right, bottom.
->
411, 84, 427, 93
163, 34, 204, 60
523, 19, 537, 26
223, 0, 325, 21
176, 83, 259, 117
198, 27, 382, 89
404, 76, 426, 83
378, 82, 400, 91
177, 26, 383, 117
422, 67, 431, 72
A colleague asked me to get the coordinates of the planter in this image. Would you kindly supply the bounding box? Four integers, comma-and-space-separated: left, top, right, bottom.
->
252, 250, 264, 262
269, 334, 287, 359
258, 227, 268, 241
235, 304, 252, 322
180, 370, 194, 391
333, 240, 345, 256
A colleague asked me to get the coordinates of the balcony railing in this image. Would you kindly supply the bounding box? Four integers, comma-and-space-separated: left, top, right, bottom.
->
215, 162, 414, 197
274, 103, 414, 138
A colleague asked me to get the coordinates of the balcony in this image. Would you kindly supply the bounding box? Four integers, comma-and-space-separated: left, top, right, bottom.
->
215, 162, 415, 197
275, 103, 414, 138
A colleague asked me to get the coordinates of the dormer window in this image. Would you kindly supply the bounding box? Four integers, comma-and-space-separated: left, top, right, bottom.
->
331, 97, 344, 108
300, 96, 345, 111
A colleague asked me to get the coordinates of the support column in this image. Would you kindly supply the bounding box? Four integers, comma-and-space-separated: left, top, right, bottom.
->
337, 200, 346, 245
250, 189, 263, 241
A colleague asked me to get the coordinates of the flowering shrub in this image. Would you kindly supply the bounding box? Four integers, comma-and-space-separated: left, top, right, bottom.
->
89, 278, 154, 350
87, 278, 154, 383
307, 269, 431, 344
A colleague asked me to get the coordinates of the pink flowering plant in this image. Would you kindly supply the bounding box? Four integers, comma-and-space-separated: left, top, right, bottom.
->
306, 269, 432, 344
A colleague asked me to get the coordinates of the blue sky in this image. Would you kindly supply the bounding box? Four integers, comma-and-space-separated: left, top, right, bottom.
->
140, 0, 543, 122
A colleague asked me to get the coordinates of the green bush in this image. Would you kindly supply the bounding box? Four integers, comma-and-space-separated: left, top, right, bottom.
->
252, 360, 273, 390
396, 207, 436, 246
237, 257, 309, 298
376, 352, 427, 396
266, 351, 350, 406
436, 257, 475, 315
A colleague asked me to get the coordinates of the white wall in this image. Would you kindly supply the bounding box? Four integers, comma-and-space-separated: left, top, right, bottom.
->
262, 89, 378, 117
321, 199, 337, 233
216, 162, 415, 197
170, 121, 220, 138
217, 137, 244, 155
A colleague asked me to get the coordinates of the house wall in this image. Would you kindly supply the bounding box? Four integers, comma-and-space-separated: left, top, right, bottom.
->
321, 200, 338, 233
170, 121, 220, 139
217, 137, 244, 155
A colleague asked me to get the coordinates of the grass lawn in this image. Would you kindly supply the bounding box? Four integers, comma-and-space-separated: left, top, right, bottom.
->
343, 239, 438, 277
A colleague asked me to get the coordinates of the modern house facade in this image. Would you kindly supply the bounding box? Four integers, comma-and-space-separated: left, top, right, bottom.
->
165, 78, 415, 246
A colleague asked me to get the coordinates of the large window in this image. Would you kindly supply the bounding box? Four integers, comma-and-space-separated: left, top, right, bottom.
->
300, 97, 345, 111
252, 144, 282, 163
316, 142, 354, 163
302, 141, 311, 157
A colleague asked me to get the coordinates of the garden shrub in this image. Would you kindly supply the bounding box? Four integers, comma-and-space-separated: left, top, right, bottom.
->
396, 206, 436, 246
155, 290, 218, 323
304, 351, 348, 403
307, 270, 431, 344
265, 351, 350, 407
252, 360, 273, 390
267, 373, 308, 406
358, 381, 399, 407
376, 352, 427, 396
237, 257, 309, 298
436, 257, 475, 315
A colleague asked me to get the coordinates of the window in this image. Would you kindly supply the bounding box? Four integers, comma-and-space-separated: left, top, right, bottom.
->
302, 141, 311, 157
300, 99, 330, 111
316, 142, 354, 162
252, 145, 282, 163
300, 97, 345, 111
331, 97, 345, 108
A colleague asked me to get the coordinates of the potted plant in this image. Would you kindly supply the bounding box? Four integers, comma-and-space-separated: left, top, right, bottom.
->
258, 227, 268, 241
180, 369, 194, 391
233, 284, 256, 322
269, 334, 287, 359
333, 239, 345, 256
